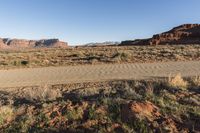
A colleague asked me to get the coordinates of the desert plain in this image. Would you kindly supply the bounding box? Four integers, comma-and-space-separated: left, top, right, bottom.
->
0, 24, 200, 132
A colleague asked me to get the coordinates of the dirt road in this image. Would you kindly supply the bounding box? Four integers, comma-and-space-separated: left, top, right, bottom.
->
0, 61, 200, 88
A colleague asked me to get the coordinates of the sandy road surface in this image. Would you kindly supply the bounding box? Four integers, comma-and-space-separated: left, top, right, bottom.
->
0, 61, 200, 88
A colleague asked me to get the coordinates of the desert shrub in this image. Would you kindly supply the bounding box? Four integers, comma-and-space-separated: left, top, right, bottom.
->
5, 114, 42, 133
128, 119, 152, 133
112, 51, 131, 61
168, 74, 188, 89
117, 82, 142, 100
88, 105, 96, 120
13, 60, 20, 66
73, 87, 99, 99
69, 51, 85, 57
66, 107, 84, 121
107, 100, 121, 122
21, 60, 29, 66
0, 106, 14, 127
12, 60, 29, 66
191, 76, 200, 87
143, 82, 155, 99
87, 104, 107, 122
24, 85, 62, 102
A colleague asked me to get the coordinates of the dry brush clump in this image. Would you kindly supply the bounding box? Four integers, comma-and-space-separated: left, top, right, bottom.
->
23, 85, 62, 102
0, 106, 14, 127
168, 73, 188, 89
191, 76, 200, 86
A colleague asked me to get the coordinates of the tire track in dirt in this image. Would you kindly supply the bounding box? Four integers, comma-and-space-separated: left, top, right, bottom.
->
0, 61, 200, 88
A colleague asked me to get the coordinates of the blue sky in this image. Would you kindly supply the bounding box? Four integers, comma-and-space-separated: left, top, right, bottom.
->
0, 0, 200, 45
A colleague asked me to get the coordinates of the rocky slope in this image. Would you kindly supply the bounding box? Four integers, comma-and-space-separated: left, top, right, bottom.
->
120, 24, 200, 45
0, 38, 68, 49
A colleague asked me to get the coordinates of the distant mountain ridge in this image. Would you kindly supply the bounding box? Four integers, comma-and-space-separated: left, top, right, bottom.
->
1, 24, 200, 48
84, 41, 120, 47
0, 38, 68, 49
120, 24, 200, 45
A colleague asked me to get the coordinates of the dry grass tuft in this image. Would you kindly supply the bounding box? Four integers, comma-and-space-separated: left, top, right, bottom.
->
24, 85, 62, 102
192, 76, 200, 86
168, 74, 188, 89
0, 106, 14, 126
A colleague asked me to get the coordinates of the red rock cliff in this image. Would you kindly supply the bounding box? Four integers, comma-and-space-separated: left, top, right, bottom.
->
121, 24, 200, 46
0, 38, 68, 49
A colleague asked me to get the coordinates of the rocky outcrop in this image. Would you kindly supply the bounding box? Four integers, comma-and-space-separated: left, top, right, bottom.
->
121, 101, 161, 122
121, 101, 179, 132
35, 39, 67, 48
0, 38, 68, 49
120, 39, 150, 46
120, 24, 200, 46
0, 39, 7, 48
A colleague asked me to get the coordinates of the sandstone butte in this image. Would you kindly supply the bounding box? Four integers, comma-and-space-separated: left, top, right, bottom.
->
0, 38, 68, 49
120, 24, 200, 46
